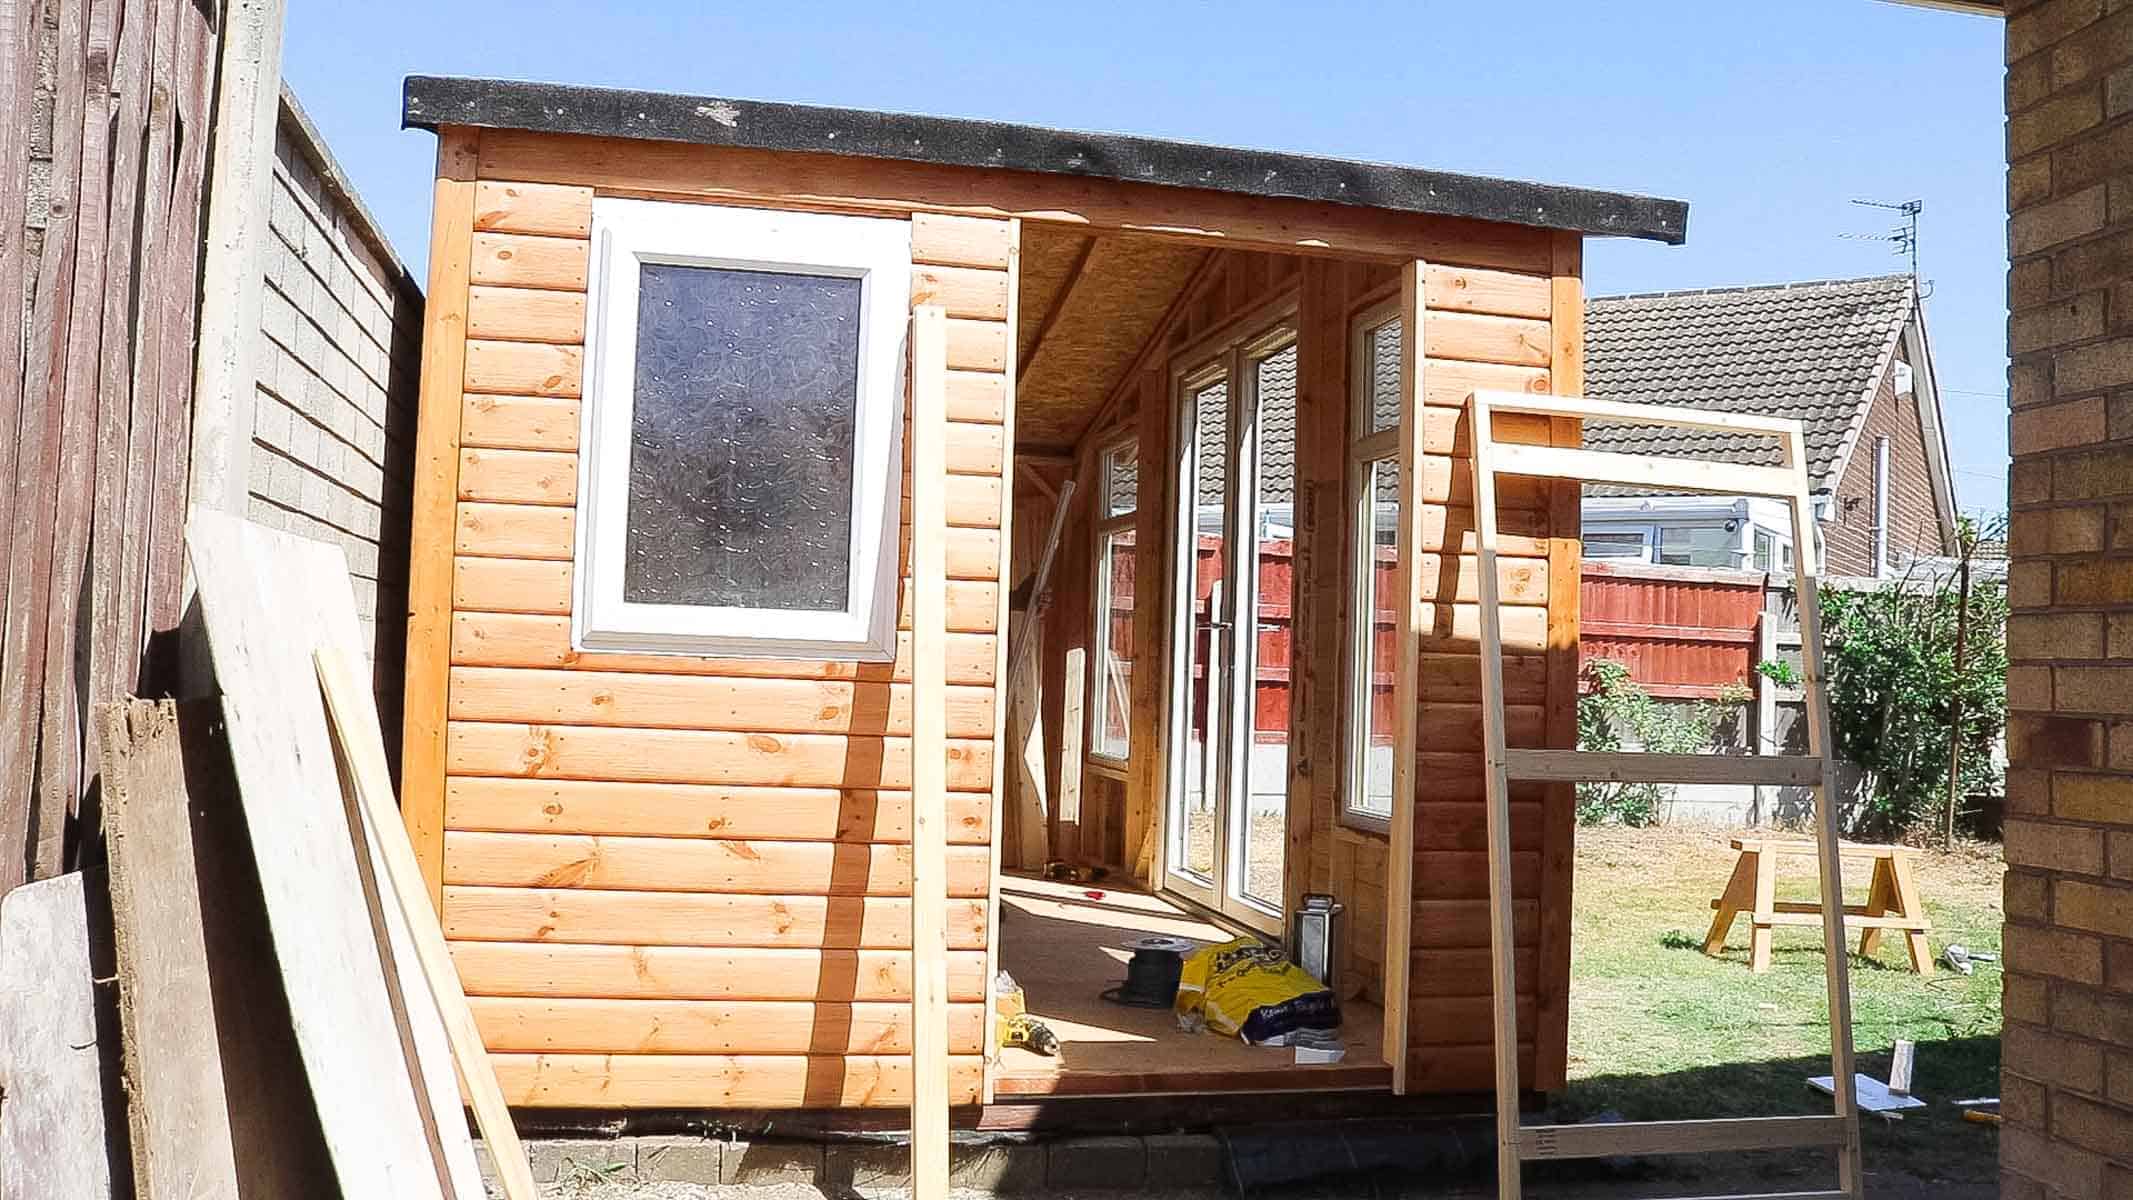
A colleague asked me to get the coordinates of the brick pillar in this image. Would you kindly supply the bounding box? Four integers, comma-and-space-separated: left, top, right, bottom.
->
2002, 2, 2133, 1198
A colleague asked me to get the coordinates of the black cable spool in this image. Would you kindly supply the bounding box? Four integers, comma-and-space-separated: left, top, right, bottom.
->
1100, 935, 1194, 1008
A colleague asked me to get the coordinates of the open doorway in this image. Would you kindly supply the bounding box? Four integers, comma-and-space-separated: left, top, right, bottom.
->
992, 228, 1401, 1096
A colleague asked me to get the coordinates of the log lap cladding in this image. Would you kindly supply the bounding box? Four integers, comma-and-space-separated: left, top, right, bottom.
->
407, 164, 1011, 1108
399, 74, 1685, 1112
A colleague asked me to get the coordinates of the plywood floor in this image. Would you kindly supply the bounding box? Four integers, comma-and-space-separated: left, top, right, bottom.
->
994, 874, 1389, 1096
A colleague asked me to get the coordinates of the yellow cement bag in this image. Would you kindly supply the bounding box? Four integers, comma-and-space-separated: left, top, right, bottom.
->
1173, 937, 1340, 1045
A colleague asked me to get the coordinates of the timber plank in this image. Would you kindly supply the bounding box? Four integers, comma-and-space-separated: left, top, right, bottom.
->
447, 943, 988, 1001
910, 212, 1013, 269
1414, 553, 1548, 604
946, 369, 1006, 423
899, 472, 1005, 529
900, 417, 1008, 476
442, 886, 989, 950
444, 721, 996, 790
911, 264, 1009, 320
0, 0, 89, 877
1426, 310, 1551, 368
99, 700, 242, 1199
470, 230, 588, 290
442, 830, 992, 896
1417, 602, 1548, 653
460, 394, 579, 451
447, 667, 995, 738
457, 447, 578, 505
473, 181, 593, 237
443, 777, 992, 845
476, 129, 1557, 270
1423, 359, 1550, 409
466, 284, 587, 344
463, 339, 582, 397
456, 501, 574, 560
448, 557, 1002, 632
314, 649, 541, 1200
450, 612, 998, 685
1424, 265, 1551, 319
468, 996, 986, 1055
455, 557, 572, 615
0, 873, 112, 1200
944, 317, 1007, 372
489, 1052, 984, 1109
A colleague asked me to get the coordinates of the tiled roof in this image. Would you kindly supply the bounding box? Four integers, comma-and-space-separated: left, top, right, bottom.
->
1581, 275, 1916, 492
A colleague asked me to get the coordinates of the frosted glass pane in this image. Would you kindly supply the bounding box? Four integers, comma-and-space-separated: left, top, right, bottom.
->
623, 264, 861, 609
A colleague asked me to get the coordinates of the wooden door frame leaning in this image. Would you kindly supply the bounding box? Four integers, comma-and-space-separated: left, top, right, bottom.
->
1465, 386, 1864, 1200
1706, 838, 1933, 974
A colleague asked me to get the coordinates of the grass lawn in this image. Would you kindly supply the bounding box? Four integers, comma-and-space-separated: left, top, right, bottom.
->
1549, 825, 2004, 1195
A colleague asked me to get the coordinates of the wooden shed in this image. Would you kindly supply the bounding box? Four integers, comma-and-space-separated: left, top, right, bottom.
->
394, 76, 1688, 1115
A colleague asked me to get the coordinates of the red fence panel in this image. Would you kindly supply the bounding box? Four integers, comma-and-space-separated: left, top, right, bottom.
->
1579, 561, 1766, 698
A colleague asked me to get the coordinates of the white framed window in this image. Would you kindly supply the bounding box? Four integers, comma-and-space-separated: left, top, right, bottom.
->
1657, 524, 1741, 569
1342, 299, 1402, 832
1584, 529, 1650, 560
1089, 439, 1139, 763
575, 199, 912, 659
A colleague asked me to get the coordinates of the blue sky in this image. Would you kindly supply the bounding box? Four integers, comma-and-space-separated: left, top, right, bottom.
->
285, 0, 2010, 514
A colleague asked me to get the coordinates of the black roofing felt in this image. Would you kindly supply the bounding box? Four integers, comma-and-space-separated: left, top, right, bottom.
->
402, 76, 1688, 244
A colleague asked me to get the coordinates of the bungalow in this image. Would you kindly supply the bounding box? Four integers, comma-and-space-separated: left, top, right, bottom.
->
1579, 275, 1957, 579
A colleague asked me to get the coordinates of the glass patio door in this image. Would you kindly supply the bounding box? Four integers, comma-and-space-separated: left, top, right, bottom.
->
1164, 319, 1296, 934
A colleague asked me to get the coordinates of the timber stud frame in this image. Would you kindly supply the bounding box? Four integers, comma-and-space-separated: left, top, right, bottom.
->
1466, 389, 1862, 1200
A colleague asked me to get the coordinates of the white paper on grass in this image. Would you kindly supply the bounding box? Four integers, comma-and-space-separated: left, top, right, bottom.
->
1808, 1074, 1926, 1113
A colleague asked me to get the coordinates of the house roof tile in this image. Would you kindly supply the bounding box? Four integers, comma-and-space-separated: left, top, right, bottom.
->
1581, 275, 1916, 493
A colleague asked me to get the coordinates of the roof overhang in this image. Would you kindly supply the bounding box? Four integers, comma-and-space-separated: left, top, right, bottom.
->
1880, 0, 2004, 15
403, 76, 1689, 245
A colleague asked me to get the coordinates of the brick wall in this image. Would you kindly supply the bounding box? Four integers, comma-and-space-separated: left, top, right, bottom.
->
2001, 1, 2133, 1196
1822, 346, 1949, 576
242, 89, 422, 748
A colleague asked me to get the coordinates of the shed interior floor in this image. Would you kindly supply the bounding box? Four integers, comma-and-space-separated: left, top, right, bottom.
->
994, 874, 1389, 1096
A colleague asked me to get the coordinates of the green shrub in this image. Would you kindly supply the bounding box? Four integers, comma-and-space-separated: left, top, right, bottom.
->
1575, 658, 1747, 827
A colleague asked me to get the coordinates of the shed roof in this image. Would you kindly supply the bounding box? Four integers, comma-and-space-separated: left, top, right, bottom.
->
402, 76, 1688, 244
1581, 274, 1919, 492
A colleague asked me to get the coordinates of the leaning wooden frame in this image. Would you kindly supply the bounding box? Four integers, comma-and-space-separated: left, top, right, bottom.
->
1464, 389, 1863, 1200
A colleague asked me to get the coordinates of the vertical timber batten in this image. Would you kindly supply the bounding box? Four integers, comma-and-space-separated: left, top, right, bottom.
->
1383, 261, 1425, 1092
403, 128, 480, 909
978, 218, 1019, 1105
908, 304, 951, 1195
1535, 232, 1582, 1089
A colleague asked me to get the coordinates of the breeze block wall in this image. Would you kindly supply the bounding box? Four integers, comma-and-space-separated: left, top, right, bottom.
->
245, 91, 423, 740
2001, 1, 2133, 1195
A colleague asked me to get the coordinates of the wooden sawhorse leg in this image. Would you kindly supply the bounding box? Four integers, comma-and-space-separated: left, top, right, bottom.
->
1704, 850, 1757, 955
1890, 853, 1934, 974
1748, 847, 1776, 973
1858, 857, 1896, 958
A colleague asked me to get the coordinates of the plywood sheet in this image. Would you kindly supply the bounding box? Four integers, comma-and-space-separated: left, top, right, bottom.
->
0, 873, 114, 1200
186, 510, 481, 1200
1014, 235, 1208, 448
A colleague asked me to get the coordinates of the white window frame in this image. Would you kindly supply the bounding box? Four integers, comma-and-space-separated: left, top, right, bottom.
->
1087, 437, 1140, 766
1341, 298, 1402, 834
575, 199, 913, 659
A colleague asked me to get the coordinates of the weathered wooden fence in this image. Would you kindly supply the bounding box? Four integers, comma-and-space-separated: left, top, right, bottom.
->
0, 0, 220, 889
